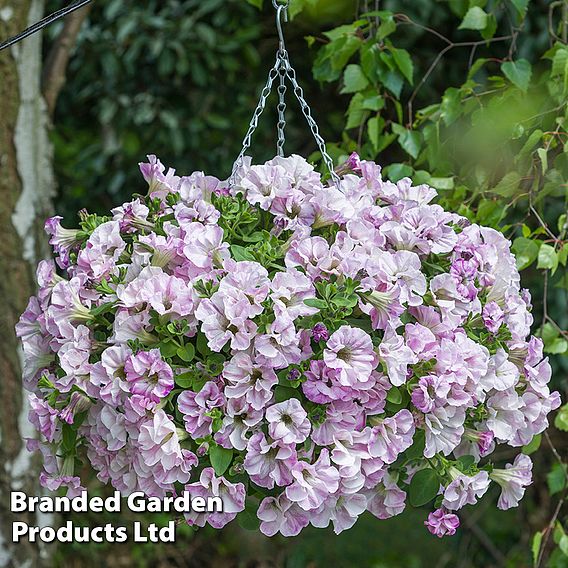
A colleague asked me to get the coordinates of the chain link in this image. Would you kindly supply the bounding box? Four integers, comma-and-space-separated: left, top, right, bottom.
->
229, 56, 280, 185
276, 64, 287, 157
229, 1, 340, 187
282, 55, 340, 184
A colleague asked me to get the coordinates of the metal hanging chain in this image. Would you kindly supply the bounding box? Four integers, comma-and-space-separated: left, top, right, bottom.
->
229, 55, 281, 185
276, 63, 287, 157
230, 0, 340, 185
0, 0, 93, 53
284, 56, 340, 184
275, 2, 288, 157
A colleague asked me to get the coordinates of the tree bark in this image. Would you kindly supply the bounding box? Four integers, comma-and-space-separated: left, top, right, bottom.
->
0, 1, 55, 566
42, 2, 92, 118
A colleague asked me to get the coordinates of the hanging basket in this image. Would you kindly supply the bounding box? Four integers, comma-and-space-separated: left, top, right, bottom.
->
17, 0, 559, 538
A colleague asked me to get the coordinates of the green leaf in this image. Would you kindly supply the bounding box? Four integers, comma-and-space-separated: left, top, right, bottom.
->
377, 16, 396, 40
510, 0, 529, 16
551, 47, 568, 94
546, 338, 568, 354
174, 371, 194, 389
209, 446, 233, 476
196, 333, 211, 357
61, 424, 77, 454
245, 0, 263, 7
345, 318, 374, 333
274, 386, 302, 403
457, 455, 476, 469
555, 404, 568, 432
537, 148, 548, 174
404, 430, 426, 461
375, 56, 404, 97
492, 171, 522, 197
240, 231, 266, 244
383, 71, 404, 97
559, 243, 568, 266
468, 57, 488, 79
552, 47, 568, 76
341, 64, 370, 94
304, 298, 327, 309
447, 0, 469, 17
345, 93, 366, 130
288, 0, 309, 19
391, 48, 414, 85
429, 177, 455, 190
511, 237, 539, 270
537, 243, 559, 272
522, 434, 542, 455
384, 163, 413, 182
532, 531, 543, 566
501, 59, 532, 92
547, 463, 568, 496
238, 499, 260, 531
313, 35, 362, 82
332, 295, 358, 308
361, 43, 379, 81
540, 321, 559, 346
368, 116, 380, 151
386, 386, 402, 404
231, 244, 255, 262
517, 129, 543, 163
560, 534, 568, 557
177, 343, 195, 363
554, 522, 565, 545
458, 7, 488, 30
481, 13, 497, 40
159, 340, 179, 358
409, 468, 440, 507
90, 302, 116, 318
362, 95, 385, 111
440, 87, 462, 126
392, 124, 422, 159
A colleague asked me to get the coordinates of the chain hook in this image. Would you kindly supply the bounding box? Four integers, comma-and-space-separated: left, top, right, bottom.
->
230, 0, 341, 188
273, 1, 289, 54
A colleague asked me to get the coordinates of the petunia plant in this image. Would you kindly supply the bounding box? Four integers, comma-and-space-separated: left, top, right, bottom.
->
17, 152, 560, 537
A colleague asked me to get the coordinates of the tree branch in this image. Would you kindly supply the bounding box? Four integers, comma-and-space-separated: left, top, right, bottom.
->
41, 2, 92, 118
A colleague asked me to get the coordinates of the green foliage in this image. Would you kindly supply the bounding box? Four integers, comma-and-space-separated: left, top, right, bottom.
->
522, 434, 542, 456
555, 403, 568, 431
408, 468, 440, 507
501, 59, 532, 92
209, 445, 233, 476
305, 3, 568, 566
48, 0, 266, 219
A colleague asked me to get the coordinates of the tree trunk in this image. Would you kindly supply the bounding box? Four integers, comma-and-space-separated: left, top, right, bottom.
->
0, 1, 55, 566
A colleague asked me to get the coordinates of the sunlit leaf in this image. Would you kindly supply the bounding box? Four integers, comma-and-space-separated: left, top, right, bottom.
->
511, 237, 539, 270
209, 446, 233, 476
458, 7, 488, 30
555, 404, 568, 432
537, 243, 559, 272
341, 64, 370, 94
522, 434, 542, 455
532, 531, 543, 565
391, 47, 414, 85
501, 59, 532, 92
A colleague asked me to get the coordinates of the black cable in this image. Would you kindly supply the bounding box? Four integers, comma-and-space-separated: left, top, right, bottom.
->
0, 0, 93, 53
